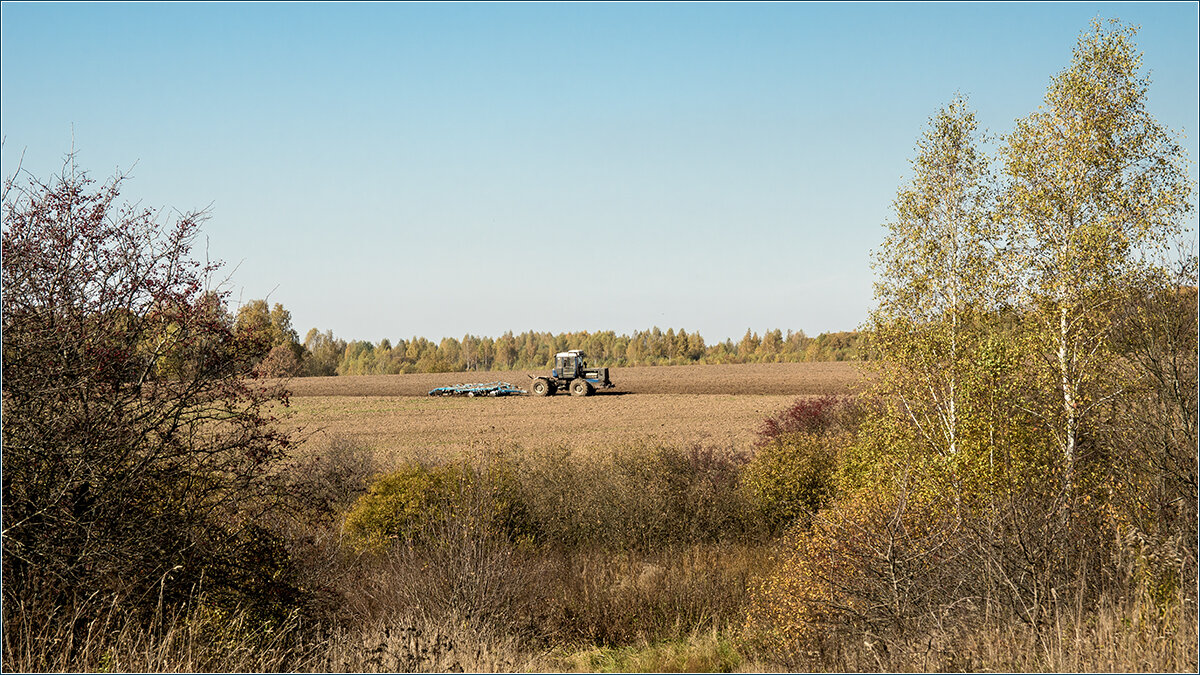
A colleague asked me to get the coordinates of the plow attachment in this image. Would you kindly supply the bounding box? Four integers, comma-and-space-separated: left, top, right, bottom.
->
427, 381, 527, 397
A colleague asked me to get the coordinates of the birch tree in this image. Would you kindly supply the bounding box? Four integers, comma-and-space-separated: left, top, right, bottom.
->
870, 96, 1003, 471
1001, 19, 1194, 495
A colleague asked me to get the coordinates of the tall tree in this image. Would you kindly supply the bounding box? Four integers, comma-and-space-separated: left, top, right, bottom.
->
1001, 19, 1194, 493
738, 330, 760, 360
870, 96, 1000, 462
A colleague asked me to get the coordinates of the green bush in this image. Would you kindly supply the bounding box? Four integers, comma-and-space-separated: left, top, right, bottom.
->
343, 463, 470, 552
343, 460, 536, 553
743, 433, 843, 533
742, 396, 861, 534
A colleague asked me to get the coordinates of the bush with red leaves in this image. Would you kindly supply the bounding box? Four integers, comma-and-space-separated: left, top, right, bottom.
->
755, 395, 853, 447
2, 159, 300, 624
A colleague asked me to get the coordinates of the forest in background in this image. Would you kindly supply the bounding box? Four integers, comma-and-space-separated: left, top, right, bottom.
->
231, 299, 865, 377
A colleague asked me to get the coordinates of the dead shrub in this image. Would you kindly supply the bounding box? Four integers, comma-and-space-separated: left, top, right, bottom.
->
334, 459, 542, 639
512, 443, 760, 551
286, 433, 380, 517
383, 487, 540, 636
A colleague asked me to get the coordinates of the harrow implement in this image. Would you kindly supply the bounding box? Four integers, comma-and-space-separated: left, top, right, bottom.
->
427, 381, 527, 397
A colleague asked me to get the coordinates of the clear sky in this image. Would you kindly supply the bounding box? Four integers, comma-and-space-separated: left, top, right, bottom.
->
3, 3, 1197, 344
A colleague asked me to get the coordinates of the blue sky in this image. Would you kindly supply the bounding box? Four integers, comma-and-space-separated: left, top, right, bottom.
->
2, 3, 1197, 343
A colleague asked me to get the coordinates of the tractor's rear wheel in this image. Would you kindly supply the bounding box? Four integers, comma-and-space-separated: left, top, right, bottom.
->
569, 378, 592, 397
531, 378, 551, 397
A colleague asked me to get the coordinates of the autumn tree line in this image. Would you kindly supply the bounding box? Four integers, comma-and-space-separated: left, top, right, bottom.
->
232, 299, 864, 377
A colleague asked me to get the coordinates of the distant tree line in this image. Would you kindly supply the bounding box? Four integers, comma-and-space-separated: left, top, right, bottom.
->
229, 303, 864, 378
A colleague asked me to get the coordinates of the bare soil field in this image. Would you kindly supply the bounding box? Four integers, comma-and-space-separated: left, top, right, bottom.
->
286, 361, 865, 397
281, 362, 866, 466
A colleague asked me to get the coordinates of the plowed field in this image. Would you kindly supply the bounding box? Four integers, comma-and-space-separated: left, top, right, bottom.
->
288, 361, 862, 397
282, 362, 865, 465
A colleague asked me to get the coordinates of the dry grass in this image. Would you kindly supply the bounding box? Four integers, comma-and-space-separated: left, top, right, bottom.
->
973, 598, 1198, 672
788, 596, 1200, 672
11, 595, 1190, 673
1, 601, 545, 673
278, 362, 863, 465
560, 627, 753, 673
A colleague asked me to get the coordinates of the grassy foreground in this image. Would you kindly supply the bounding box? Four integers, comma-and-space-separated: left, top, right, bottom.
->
6, 427, 1195, 672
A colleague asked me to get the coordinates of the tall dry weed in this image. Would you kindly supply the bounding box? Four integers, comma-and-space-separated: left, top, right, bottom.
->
2, 598, 306, 673
535, 545, 768, 647
512, 443, 760, 550
2, 598, 548, 673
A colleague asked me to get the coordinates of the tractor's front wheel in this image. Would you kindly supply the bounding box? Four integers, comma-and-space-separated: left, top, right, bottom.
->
569, 378, 592, 397
531, 378, 551, 397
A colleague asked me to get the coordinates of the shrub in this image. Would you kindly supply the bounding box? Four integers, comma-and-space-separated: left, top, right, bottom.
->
342, 459, 535, 554
651, 444, 757, 544
343, 464, 470, 552
537, 545, 767, 648
331, 454, 545, 637
744, 396, 860, 533
755, 395, 852, 446
745, 483, 968, 665
2, 160, 301, 635
512, 444, 759, 551
285, 434, 380, 518
743, 434, 842, 533
344, 493, 542, 637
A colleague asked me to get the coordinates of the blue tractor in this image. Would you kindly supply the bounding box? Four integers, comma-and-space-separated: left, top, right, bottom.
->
528, 350, 613, 397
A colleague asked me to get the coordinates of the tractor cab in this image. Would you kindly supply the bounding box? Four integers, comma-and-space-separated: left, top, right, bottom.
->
552, 350, 586, 379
